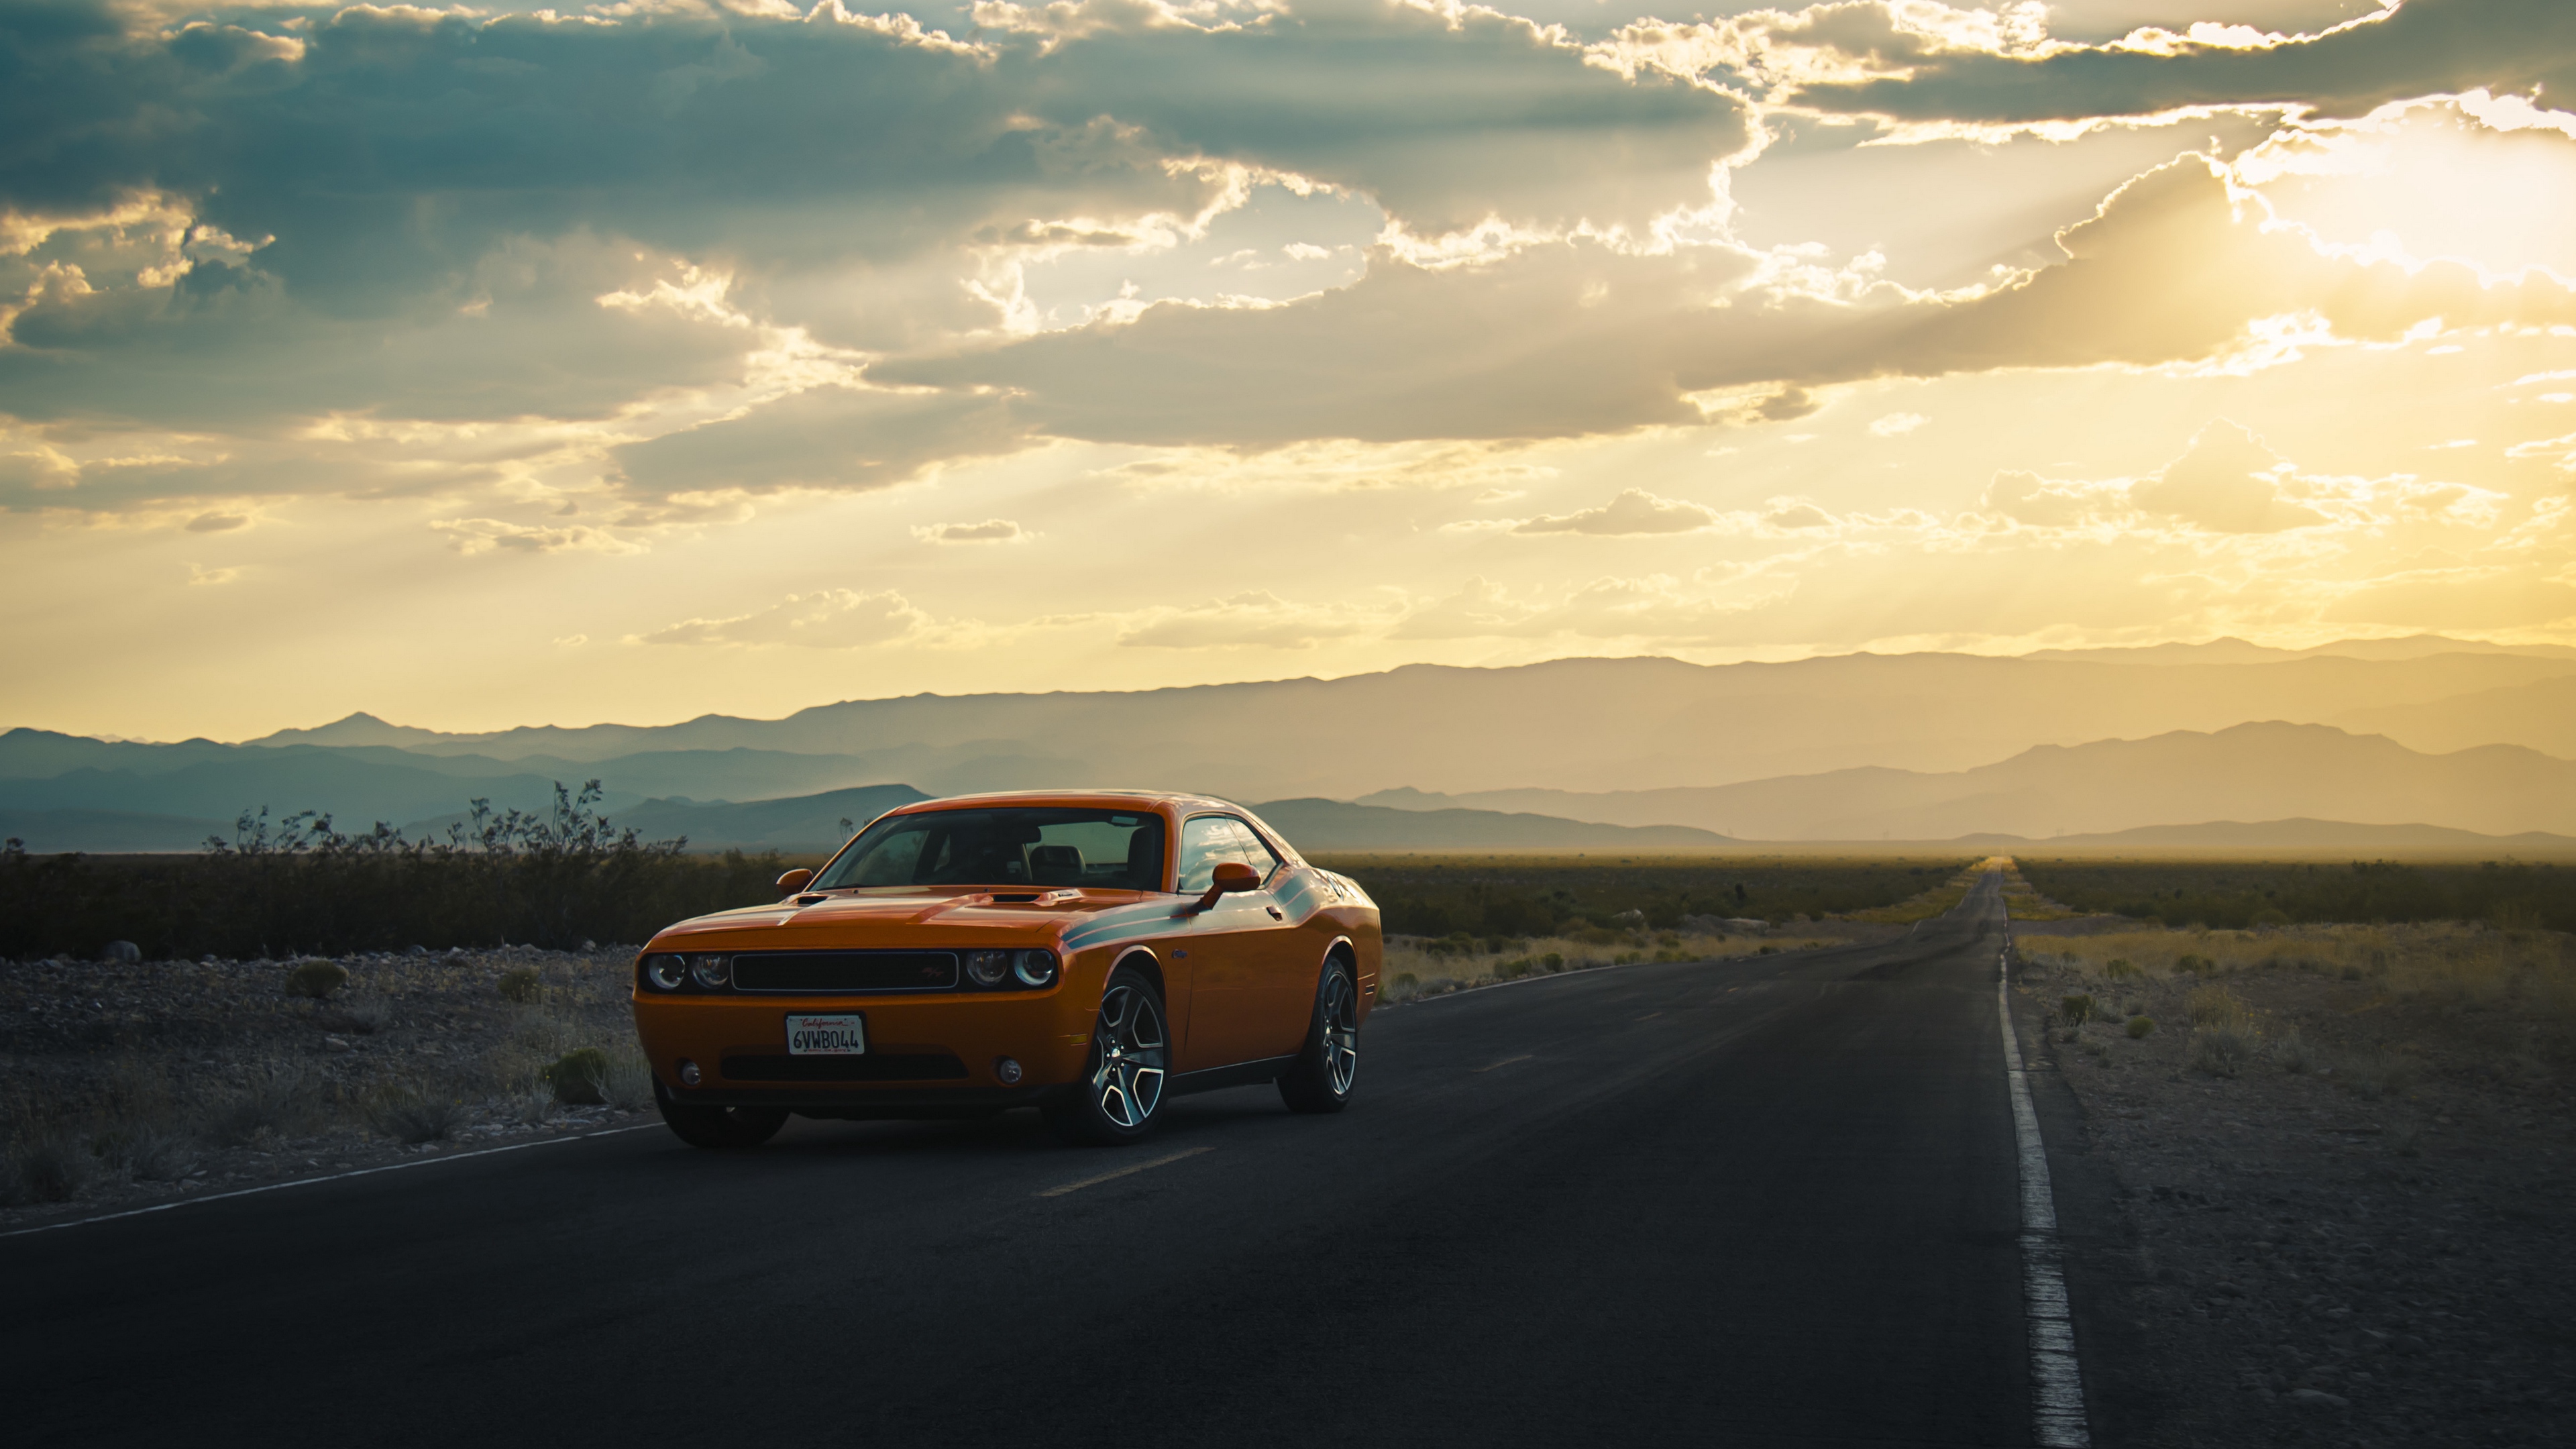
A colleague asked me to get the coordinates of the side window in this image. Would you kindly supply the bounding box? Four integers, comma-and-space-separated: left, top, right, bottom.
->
1222, 820, 1280, 883
1175, 816, 1232, 894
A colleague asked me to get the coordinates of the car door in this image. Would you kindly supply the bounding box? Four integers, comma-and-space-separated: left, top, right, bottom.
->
1172, 815, 1307, 1070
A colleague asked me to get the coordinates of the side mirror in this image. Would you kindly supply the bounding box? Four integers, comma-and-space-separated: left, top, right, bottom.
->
1191, 860, 1260, 912
776, 868, 815, 896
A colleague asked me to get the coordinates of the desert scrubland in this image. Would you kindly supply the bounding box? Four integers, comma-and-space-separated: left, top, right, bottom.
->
0, 854, 1970, 1220
2008, 867, 2576, 1447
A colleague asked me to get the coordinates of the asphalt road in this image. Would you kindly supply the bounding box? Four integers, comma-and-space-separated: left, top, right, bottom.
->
7, 877, 2050, 1448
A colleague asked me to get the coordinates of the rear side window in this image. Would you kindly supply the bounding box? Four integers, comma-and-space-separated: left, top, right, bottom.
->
1175, 816, 1280, 893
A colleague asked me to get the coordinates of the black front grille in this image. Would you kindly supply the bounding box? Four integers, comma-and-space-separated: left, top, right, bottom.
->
731, 951, 958, 993
719, 1053, 970, 1082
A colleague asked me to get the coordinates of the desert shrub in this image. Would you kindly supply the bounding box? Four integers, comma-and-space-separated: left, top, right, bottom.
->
368, 1085, 466, 1144
1493, 958, 1531, 981
2188, 1026, 2255, 1077
3, 1130, 93, 1203
2273, 1028, 2313, 1073
203, 1073, 311, 1146
102, 1127, 199, 1183
0, 783, 789, 960
284, 960, 350, 1000
1325, 855, 1972, 937
2348, 1054, 2418, 1100
600, 1053, 657, 1111
2103, 959, 2137, 979
2126, 1015, 2155, 1038
1540, 952, 1564, 971
1391, 972, 1418, 990
2015, 857, 2576, 932
497, 967, 543, 1004
2060, 994, 2096, 1025
2175, 953, 2216, 977
543, 1047, 610, 1105
2187, 985, 2248, 1029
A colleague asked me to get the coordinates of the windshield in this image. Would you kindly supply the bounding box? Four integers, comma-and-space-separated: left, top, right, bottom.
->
813, 807, 1169, 892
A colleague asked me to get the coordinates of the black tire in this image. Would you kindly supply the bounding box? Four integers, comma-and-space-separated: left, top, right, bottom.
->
653, 1079, 788, 1150
1277, 959, 1359, 1114
1044, 964, 1169, 1146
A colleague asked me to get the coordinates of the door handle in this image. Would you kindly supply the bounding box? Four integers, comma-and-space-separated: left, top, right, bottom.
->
1266, 906, 1285, 920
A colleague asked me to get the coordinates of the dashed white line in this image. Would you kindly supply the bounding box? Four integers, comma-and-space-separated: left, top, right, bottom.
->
0, 1123, 660, 1240
1035, 1144, 1211, 1198
2001, 943, 2092, 1448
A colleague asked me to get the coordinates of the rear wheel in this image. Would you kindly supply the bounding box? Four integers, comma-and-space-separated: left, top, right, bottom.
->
654, 1079, 789, 1150
1044, 965, 1169, 1146
1277, 959, 1358, 1114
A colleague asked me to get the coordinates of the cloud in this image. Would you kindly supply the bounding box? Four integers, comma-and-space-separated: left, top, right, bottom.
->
640, 589, 931, 648
1513, 488, 1719, 535
1868, 412, 1926, 436
2127, 420, 2330, 533
432, 519, 645, 555
612, 386, 1033, 499
913, 518, 1032, 544
184, 563, 239, 586
892, 157, 2576, 448
1666, 0, 2576, 130
1982, 469, 2114, 528
184, 511, 249, 533
1762, 500, 1836, 531
1116, 590, 1385, 648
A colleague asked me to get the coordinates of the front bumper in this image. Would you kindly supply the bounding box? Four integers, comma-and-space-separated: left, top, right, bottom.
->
631, 989, 1095, 1096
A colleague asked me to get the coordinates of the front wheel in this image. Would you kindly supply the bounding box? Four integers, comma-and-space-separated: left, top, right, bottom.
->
1044, 965, 1169, 1146
654, 1079, 788, 1150
1277, 960, 1359, 1114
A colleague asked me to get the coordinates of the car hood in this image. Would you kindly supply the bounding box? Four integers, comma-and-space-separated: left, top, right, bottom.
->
645, 887, 1172, 952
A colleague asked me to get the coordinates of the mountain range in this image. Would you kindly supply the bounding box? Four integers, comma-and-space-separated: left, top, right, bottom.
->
5, 637, 2574, 853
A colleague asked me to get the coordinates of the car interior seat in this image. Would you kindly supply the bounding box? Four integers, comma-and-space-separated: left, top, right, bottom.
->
1028, 843, 1085, 885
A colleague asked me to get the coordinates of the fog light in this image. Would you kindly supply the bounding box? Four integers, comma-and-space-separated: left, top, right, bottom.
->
994, 1057, 1024, 1085
678, 1059, 702, 1087
1013, 949, 1058, 987
690, 954, 731, 989
643, 953, 686, 991
965, 949, 1010, 987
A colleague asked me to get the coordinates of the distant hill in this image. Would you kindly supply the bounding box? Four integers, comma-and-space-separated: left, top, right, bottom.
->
1354, 723, 2576, 839
1245, 798, 1731, 851
119, 646, 2576, 798
596, 785, 933, 852
13, 644, 2576, 832
0, 809, 232, 853
2024, 635, 2576, 665
2329, 675, 2576, 759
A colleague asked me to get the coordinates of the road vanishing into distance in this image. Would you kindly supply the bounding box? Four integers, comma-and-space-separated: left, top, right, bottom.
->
8, 877, 2078, 1448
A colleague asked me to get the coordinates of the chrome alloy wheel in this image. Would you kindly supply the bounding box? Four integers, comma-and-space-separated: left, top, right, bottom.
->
1091, 981, 1168, 1128
1320, 971, 1358, 1095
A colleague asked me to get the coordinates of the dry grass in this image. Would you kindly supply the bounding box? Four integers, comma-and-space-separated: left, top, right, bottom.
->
1378, 926, 1847, 1003
1, 945, 649, 1214
2014, 920, 2576, 1022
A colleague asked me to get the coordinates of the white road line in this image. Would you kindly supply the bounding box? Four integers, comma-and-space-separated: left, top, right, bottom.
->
1035, 1144, 1211, 1198
0, 1123, 660, 1241
2000, 942, 2092, 1448
1471, 1054, 1534, 1073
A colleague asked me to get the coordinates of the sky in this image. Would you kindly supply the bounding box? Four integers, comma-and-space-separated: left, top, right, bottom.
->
6, 0, 2576, 740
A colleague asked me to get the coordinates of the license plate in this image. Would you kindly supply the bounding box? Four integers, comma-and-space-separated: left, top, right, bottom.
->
785, 1014, 867, 1055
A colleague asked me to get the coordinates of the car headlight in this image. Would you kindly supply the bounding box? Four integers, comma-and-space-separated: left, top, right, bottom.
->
965, 949, 1010, 987
690, 954, 731, 989
1013, 949, 1059, 987
643, 954, 687, 991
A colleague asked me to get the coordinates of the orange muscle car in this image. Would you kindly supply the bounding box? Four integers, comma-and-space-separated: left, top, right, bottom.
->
629, 791, 1379, 1148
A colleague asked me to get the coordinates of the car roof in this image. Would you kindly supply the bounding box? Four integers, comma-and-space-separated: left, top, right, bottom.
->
888, 790, 1242, 816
